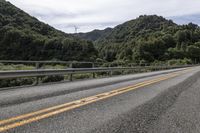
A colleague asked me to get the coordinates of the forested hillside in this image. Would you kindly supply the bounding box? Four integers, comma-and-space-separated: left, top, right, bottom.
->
0, 0, 97, 61
1, 0, 200, 65
75, 28, 112, 41
79, 15, 200, 64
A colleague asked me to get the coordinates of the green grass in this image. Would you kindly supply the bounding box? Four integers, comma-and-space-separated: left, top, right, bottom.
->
0, 63, 35, 71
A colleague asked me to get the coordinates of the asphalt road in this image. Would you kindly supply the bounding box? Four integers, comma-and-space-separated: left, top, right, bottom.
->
0, 67, 200, 133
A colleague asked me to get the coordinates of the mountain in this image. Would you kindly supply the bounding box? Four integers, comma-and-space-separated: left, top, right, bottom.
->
83, 15, 200, 64
75, 28, 112, 41
1, 0, 200, 65
0, 0, 97, 61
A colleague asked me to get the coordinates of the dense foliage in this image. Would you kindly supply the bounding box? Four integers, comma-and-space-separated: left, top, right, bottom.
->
78, 15, 200, 64
1, 0, 200, 65
0, 0, 97, 61
75, 28, 112, 41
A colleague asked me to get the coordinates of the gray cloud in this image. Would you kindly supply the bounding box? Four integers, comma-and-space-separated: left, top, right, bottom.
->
6, 0, 200, 33
169, 14, 200, 25
54, 22, 119, 33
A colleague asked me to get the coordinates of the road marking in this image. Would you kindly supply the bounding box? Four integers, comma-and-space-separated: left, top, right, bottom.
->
0, 69, 192, 132
0, 74, 174, 126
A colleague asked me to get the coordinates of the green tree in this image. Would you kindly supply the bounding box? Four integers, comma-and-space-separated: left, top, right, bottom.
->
187, 45, 200, 63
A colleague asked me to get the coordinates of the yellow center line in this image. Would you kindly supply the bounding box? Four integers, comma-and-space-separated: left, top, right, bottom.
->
0, 73, 177, 126
0, 76, 164, 126
0, 69, 192, 132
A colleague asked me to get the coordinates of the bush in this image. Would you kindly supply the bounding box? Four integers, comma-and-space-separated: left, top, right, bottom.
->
42, 75, 64, 83
0, 64, 35, 70
0, 78, 34, 88
73, 74, 92, 79
167, 58, 192, 66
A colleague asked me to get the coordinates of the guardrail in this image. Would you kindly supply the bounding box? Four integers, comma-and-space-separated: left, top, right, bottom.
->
0, 65, 193, 81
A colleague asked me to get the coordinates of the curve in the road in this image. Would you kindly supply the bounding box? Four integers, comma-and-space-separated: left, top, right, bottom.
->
0, 69, 192, 132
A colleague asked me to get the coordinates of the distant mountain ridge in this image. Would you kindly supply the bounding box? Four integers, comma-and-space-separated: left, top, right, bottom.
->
75, 28, 112, 41
77, 15, 200, 64
75, 15, 176, 42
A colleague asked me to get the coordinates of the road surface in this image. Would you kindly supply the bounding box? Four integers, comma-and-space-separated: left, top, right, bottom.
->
0, 67, 200, 133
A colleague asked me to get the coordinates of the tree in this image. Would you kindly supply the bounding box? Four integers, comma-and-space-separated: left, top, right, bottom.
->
187, 45, 200, 63
0, 0, 97, 61
175, 30, 191, 46
162, 34, 176, 48
167, 48, 185, 59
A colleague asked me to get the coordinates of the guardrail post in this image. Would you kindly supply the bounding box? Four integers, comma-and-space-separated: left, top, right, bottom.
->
35, 62, 40, 85
69, 63, 73, 81
92, 63, 95, 78
109, 68, 113, 76
108, 64, 112, 77
92, 73, 95, 78
35, 62, 40, 69
69, 74, 73, 81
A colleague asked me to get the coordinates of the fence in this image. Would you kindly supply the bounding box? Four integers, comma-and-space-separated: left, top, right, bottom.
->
0, 65, 192, 81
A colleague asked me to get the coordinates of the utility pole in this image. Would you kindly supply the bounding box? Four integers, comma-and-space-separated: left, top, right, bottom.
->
74, 25, 79, 33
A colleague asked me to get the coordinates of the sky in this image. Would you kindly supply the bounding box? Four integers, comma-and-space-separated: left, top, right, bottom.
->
6, 0, 200, 33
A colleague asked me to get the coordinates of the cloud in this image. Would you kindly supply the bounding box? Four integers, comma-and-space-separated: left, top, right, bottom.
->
169, 14, 200, 25
6, 0, 200, 33
54, 21, 119, 33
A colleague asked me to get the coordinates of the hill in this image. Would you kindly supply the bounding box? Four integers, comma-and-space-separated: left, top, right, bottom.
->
80, 15, 200, 64
0, 0, 97, 61
1, 0, 200, 65
75, 28, 112, 41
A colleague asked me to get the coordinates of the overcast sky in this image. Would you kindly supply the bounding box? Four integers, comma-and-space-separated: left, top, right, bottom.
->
6, 0, 200, 33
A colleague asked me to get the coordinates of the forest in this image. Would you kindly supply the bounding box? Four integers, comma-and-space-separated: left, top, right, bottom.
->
77, 15, 200, 65
1, 0, 200, 66
0, 0, 97, 61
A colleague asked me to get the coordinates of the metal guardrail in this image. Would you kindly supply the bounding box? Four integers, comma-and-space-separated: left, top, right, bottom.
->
0, 67, 136, 79
0, 65, 193, 80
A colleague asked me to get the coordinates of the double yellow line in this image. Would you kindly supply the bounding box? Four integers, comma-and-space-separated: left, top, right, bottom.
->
0, 69, 191, 132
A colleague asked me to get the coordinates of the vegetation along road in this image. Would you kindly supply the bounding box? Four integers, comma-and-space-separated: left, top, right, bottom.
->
1, 0, 200, 132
